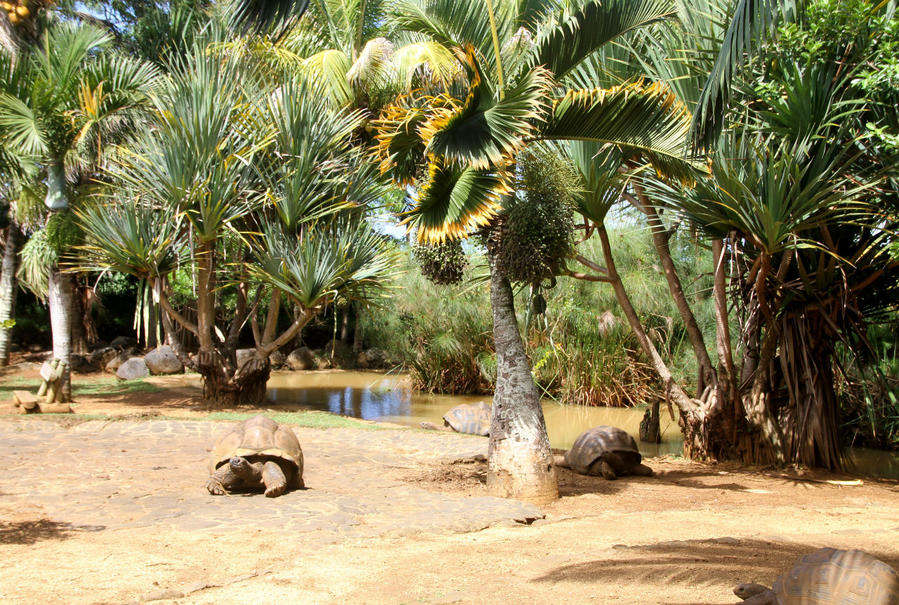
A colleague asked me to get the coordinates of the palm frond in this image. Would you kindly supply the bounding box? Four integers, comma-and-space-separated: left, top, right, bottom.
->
691, 0, 801, 148
302, 48, 354, 106
531, 0, 676, 81
402, 155, 511, 243
229, 0, 310, 36
421, 51, 552, 170
541, 80, 701, 184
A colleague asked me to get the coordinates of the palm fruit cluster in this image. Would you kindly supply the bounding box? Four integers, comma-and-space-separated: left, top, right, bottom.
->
489, 148, 577, 286
413, 239, 467, 285
2, 0, 32, 25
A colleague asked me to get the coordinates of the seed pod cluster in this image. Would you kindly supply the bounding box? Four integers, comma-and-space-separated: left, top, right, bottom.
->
491, 148, 577, 285
413, 239, 467, 285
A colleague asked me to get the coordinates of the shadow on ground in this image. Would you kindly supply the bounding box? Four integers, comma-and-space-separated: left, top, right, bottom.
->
532, 537, 899, 595
0, 519, 106, 545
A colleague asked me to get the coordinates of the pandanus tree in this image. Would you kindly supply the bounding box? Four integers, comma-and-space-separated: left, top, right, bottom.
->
77, 43, 395, 407
0, 23, 158, 398
621, 0, 899, 468
374, 0, 697, 503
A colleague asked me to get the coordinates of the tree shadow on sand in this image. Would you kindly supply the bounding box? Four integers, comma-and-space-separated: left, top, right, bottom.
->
0, 520, 106, 545
531, 537, 899, 604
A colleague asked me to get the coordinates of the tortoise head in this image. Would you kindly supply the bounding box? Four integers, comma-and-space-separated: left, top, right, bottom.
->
733, 583, 772, 601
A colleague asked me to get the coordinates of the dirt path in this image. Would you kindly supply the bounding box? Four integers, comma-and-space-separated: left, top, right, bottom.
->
1, 368, 898, 604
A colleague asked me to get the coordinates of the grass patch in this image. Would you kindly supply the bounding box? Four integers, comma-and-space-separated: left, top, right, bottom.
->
206, 410, 383, 430
72, 377, 163, 397
0, 376, 163, 400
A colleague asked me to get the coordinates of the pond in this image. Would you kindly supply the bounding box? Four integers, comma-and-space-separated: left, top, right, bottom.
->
266, 370, 899, 479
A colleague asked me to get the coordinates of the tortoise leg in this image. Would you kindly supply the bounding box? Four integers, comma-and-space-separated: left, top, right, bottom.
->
230, 456, 264, 490
206, 465, 241, 495
261, 460, 288, 498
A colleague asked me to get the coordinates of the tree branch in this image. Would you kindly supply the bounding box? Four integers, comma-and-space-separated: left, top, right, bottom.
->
159, 291, 199, 337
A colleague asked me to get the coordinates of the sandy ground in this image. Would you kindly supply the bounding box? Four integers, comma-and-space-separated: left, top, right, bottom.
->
1, 361, 898, 605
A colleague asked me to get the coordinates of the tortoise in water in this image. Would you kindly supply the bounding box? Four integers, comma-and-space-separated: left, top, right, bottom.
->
420, 401, 492, 436
555, 425, 653, 479
206, 415, 304, 497
734, 548, 899, 605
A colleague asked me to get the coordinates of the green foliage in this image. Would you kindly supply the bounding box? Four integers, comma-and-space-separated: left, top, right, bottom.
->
493, 148, 577, 285
412, 239, 467, 285
45, 211, 82, 257
17, 228, 54, 299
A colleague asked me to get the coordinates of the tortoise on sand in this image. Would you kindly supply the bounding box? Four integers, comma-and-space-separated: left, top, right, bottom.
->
206, 415, 304, 497
734, 548, 899, 605
554, 425, 653, 479
419, 401, 492, 436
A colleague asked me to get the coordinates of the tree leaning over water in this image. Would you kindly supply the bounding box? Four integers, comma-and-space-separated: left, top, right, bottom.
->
375, 0, 699, 503
77, 39, 396, 407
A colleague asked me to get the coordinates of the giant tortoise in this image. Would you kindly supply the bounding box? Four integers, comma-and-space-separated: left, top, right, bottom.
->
206, 415, 304, 497
555, 425, 653, 479
734, 547, 899, 604
419, 401, 492, 436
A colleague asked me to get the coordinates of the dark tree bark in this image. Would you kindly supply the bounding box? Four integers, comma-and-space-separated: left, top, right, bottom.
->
486, 253, 558, 505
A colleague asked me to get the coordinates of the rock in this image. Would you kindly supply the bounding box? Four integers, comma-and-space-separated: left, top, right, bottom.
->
323, 339, 353, 366
269, 350, 286, 368
69, 354, 96, 374
104, 352, 131, 373
314, 353, 332, 370
286, 347, 315, 371
116, 357, 150, 380
110, 335, 138, 350
28, 344, 44, 353
356, 348, 389, 369
144, 345, 183, 375
90, 347, 118, 368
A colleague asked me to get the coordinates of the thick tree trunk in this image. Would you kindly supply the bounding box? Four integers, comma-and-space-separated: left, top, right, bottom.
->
48, 267, 73, 401
486, 255, 558, 505
0, 221, 21, 366
196, 349, 270, 407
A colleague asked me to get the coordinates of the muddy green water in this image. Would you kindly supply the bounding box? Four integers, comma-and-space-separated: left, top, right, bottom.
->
266, 370, 899, 478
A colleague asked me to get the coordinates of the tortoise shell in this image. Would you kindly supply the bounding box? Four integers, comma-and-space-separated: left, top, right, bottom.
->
443, 401, 491, 436
208, 415, 304, 483
564, 425, 642, 475
773, 548, 899, 604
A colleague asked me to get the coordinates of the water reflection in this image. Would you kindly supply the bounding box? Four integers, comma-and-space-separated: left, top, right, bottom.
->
265, 370, 899, 477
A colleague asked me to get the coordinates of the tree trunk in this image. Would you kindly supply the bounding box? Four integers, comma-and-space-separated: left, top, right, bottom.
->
633, 188, 716, 393
196, 349, 270, 407
486, 254, 558, 505
48, 266, 73, 401
70, 275, 89, 355
0, 220, 21, 366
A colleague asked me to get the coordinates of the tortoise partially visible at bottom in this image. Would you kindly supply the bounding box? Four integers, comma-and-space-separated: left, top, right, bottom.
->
555, 425, 653, 479
206, 415, 304, 497
734, 548, 899, 605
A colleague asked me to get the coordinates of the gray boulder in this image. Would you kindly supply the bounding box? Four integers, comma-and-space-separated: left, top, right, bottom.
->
105, 352, 131, 373
116, 357, 150, 380
356, 348, 389, 369
143, 345, 183, 375
286, 346, 315, 371
90, 346, 118, 368
269, 350, 286, 368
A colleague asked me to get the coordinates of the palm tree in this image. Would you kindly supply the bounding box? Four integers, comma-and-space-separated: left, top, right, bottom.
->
77, 41, 396, 406
375, 0, 698, 503
0, 22, 158, 399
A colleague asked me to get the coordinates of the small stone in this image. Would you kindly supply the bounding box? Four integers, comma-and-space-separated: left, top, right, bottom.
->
110, 335, 138, 349
105, 352, 131, 373
269, 350, 286, 368
116, 357, 150, 380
